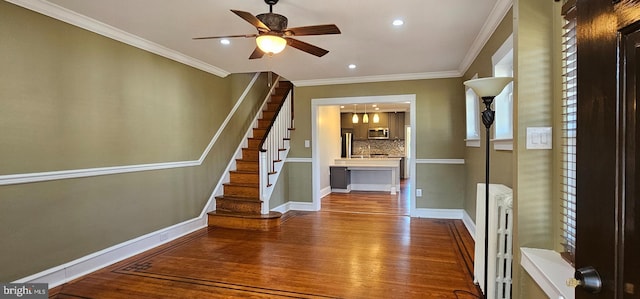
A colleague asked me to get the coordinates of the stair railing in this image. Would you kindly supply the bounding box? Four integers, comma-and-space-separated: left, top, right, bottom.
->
258, 83, 294, 214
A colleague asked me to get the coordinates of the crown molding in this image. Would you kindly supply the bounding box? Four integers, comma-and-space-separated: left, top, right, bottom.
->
292, 70, 462, 87
6, 0, 230, 77
457, 0, 513, 75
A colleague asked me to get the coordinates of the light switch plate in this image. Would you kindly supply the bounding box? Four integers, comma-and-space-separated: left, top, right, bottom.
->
304, 140, 310, 148
526, 127, 552, 149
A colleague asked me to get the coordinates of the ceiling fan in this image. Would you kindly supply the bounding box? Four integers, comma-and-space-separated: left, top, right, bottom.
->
193, 0, 341, 59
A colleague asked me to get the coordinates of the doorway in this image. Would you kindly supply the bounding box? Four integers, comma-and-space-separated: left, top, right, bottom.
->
310, 94, 417, 216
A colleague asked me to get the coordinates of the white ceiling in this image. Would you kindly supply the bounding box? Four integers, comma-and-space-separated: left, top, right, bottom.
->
10, 0, 511, 86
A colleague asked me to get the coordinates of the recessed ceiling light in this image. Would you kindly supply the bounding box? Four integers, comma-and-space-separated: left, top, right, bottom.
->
220, 39, 231, 45
340, 105, 345, 109
348, 64, 357, 69
393, 19, 404, 26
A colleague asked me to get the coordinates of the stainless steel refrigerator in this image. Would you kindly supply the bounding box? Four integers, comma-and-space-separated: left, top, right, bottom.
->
341, 130, 353, 158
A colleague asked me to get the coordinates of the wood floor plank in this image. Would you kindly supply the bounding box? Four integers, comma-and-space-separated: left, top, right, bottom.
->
52, 180, 480, 298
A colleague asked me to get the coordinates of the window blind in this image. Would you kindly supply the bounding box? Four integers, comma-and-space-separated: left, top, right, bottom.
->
560, 0, 577, 265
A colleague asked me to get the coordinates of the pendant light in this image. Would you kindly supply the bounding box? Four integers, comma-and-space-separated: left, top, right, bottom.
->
373, 106, 380, 123
363, 104, 369, 123
352, 104, 359, 123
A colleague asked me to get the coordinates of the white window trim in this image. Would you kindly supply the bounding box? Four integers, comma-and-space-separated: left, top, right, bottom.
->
491, 35, 514, 151
465, 74, 481, 147
491, 138, 513, 151
465, 138, 481, 147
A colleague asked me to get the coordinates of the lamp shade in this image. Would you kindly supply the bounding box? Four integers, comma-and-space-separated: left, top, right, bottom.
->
363, 113, 369, 123
256, 35, 287, 55
464, 77, 513, 97
352, 113, 359, 123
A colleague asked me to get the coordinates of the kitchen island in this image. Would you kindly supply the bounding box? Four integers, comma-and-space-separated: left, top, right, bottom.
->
331, 157, 401, 194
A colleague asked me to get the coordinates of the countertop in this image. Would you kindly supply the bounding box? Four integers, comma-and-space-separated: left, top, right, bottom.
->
333, 158, 401, 168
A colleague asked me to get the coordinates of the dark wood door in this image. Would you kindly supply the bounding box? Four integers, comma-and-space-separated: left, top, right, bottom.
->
576, 0, 640, 298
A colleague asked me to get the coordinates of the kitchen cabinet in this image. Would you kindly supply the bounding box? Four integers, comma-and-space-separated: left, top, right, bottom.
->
353, 122, 368, 140
388, 112, 405, 140
341, 113, 353, 129
330, 166, 350, 191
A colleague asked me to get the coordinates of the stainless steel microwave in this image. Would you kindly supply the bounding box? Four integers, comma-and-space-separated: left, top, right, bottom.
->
368, 128, 389, 139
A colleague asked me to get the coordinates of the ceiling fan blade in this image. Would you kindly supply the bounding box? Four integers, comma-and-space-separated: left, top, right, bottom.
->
287, 38, 329, 57
193, 34, 257, 40
285, 24, 341, 36
231, 9, 270, 31
249, 47, 265, 59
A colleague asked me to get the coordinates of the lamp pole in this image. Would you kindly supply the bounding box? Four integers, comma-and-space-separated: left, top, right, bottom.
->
464, 76, 512, 299
480, 95, 495, 299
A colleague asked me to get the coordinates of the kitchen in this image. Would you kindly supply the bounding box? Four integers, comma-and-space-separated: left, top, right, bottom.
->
329, 102, 410, 195
310, 94, 416, 213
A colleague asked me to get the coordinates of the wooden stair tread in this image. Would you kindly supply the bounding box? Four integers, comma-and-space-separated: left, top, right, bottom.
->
215, 195, 261, 202
236, 158, 258, 162
208, 210, 282, 219
223, 182, 259, 187
229, 170, 258, 174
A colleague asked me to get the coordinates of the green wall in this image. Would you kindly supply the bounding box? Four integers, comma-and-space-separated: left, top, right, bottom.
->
462, 10, 514, 222
512, 0, 558, 297
289, 78, 466, 209
0, 2, 270, 282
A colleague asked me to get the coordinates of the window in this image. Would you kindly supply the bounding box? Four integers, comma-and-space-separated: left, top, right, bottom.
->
465, 74, 480, 147
560, 0, 577, 264
492, 35, 514, 150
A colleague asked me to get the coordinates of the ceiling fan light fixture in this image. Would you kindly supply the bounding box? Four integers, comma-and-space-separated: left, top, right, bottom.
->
256, 35, 287, 55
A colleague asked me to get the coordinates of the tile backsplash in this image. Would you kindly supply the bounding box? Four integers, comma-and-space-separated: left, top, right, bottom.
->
353, 139, 405, 156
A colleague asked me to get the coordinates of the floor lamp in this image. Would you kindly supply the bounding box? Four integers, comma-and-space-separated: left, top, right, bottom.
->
463, 77, 513, 299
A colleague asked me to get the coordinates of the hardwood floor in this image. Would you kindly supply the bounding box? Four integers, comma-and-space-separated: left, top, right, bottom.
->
321, 181, 410, 215
51, 181, 480, 298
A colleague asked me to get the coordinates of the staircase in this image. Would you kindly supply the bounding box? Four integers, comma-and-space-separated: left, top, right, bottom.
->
208, 80, 294, 231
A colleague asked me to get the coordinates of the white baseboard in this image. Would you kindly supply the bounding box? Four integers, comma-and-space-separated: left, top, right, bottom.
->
413, 208, 464, 219
462, 209, 476, 241
271, 201, 317, 214
320, 186, 332, 198
14, 217, 207, 288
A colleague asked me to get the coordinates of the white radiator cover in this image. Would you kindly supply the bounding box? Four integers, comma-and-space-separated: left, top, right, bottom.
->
475, 183, 513, 299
